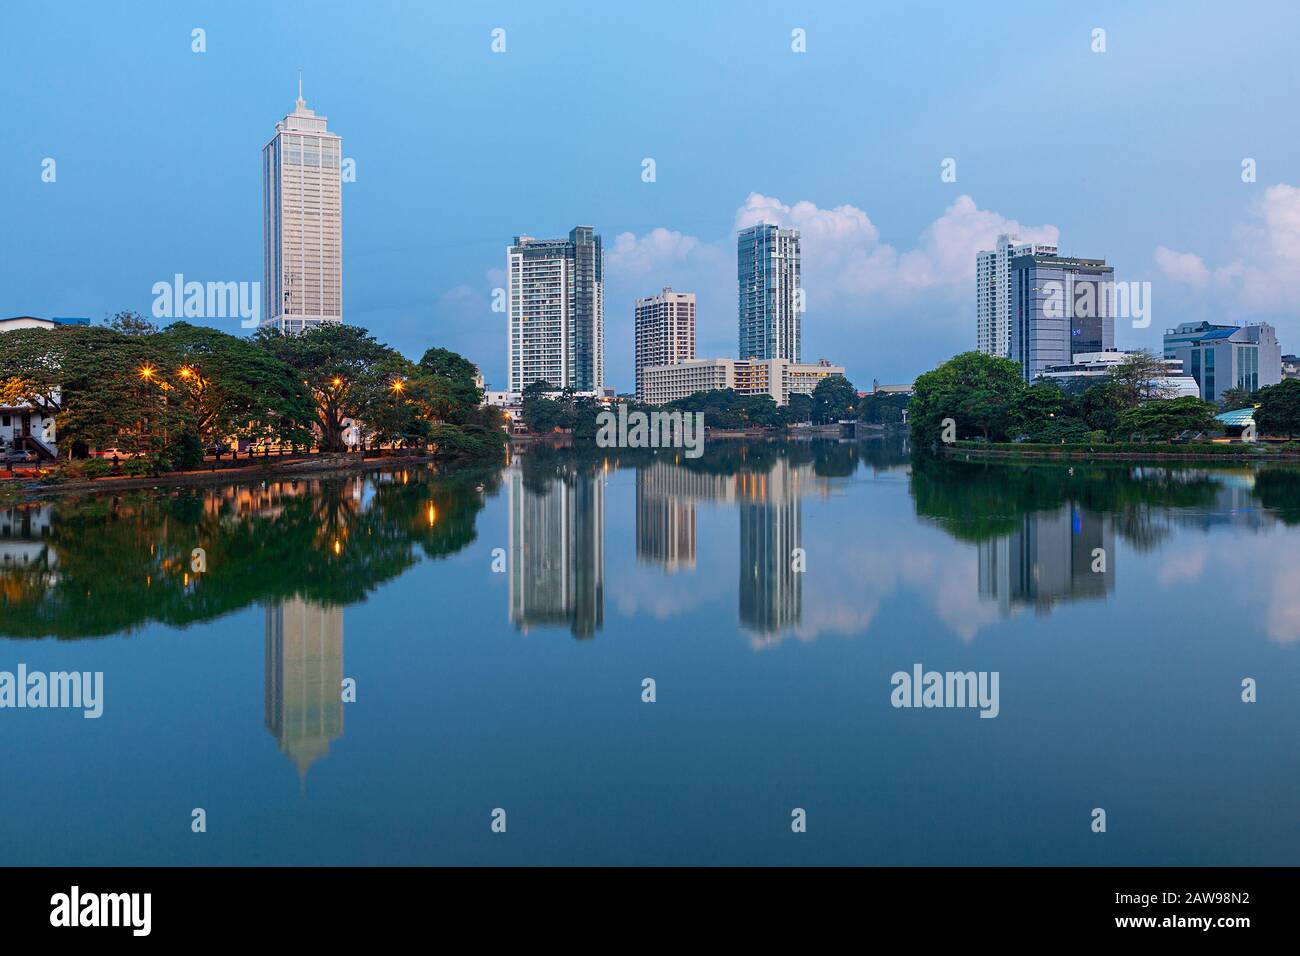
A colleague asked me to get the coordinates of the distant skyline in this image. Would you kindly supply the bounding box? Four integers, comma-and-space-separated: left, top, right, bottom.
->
3, 1, 1299, 391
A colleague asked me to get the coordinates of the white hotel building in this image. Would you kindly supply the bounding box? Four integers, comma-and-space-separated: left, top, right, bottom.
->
262, 81, 343, 332
641, 357, 845, 407
635, 288, 696, 402
976, 233, 1057, 358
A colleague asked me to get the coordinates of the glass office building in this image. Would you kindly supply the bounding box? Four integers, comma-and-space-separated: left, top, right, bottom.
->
1010, 254, 1115, 381
1162, 321, 1281, 402
738, 223, 801, 363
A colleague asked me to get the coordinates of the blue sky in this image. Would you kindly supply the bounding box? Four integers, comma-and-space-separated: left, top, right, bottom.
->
3, 0, 1298, 390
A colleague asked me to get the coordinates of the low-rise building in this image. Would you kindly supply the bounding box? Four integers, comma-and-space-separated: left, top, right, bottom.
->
1162, 321, 1281, 402
0, 316, 88, 459
1040, 350, 1200, 398
641, 357, 845, 407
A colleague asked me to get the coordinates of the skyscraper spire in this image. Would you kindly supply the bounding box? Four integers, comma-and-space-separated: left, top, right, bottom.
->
296, 68, 305, 109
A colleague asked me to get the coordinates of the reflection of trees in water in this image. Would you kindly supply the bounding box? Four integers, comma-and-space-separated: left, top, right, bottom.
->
512, 435, 907, 485
0, 464, 500, 640
910, 456, 1232, 549
1108, 509, 1171, 552
1253, 467, 1300, 525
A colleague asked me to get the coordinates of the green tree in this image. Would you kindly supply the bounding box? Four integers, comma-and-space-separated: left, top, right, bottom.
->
0, 324, 191, 457
783, 393, 813, 425
1014, 381, 1068, 439
254, 324, 406, 451
156, 322, 314, 447
104, 310, 159, 336
417, 347, 483, 423
1219, 387, 1258, 412
1079, 380, 1126, 438
811, 374, 857, 424
910, 352, 1026, 445
1108, 349, 1175, 405
856, 391, 909, 425
1254, 379, 1300, 437
1115, 396, 1218, 440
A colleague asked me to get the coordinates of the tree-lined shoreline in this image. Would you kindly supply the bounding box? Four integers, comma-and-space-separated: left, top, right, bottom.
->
0, 313, 505, 482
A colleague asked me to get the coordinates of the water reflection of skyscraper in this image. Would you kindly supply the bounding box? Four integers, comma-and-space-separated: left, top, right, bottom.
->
635, 456, 807, 639
738, 460, 804, 637
635, 461, 737, 572
978, 506, 1115, 615
264, 599, 344, 781
506, 462, 605, 639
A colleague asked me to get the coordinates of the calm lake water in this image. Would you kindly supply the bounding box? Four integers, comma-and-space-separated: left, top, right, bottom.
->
2, 439, 1297, 865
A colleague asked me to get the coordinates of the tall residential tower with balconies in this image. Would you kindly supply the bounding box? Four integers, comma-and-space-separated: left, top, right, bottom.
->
507, 227, 604, 396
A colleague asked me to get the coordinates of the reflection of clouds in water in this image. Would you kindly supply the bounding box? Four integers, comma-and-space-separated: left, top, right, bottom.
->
611, 561, 729, 621
1235, 531, 1300, 645
1156, 545, 1210, 586
783, 515, 1002, 646
1179, 529, 1300, 645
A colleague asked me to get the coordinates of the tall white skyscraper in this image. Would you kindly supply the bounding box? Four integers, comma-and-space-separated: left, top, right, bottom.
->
634, 287, 696, 402
738, 223, 801, 363
976, 234, 1057, 358
262, 79, 343, 332
507, 227, 603, 396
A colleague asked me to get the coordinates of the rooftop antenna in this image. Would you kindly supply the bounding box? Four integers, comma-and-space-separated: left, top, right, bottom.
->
296, 68, 304, 109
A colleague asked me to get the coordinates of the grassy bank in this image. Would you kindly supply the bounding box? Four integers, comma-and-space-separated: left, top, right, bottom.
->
946, 440, 1300, 461
0, 450, 497, 501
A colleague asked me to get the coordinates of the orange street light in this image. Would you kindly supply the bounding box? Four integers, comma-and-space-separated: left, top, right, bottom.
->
138, 365, 156, 381
179, 367, 194, 379
391, 378, 406, 394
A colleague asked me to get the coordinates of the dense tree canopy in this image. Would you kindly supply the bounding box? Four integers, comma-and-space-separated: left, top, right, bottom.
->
910, 352, 1026, 443
0, 313, 501, 467
1115, 396, 1219, 440
1254, 379, 1300, 437
810, 374, 857, 424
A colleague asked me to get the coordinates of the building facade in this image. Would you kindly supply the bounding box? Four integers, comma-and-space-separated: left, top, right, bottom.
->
507, 227, 604, 396
634, 288, 696, 402
506, 458, 604, 639
1040, 351, 1201, 398
738, 223, 801, 362
264, 598, 344, 779
976, 234, 1057, 357
262, 81, 343, 333
1162, 321, 1281, 402
0, 316, 86, 459
640, 357, 844, 407
1010, 253, 1115, 381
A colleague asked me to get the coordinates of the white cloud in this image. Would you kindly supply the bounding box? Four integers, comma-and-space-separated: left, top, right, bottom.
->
1157, 183, 1300, 312
734, 191, 1058, 298
1155, 246, 1210, 287
606, 228, 722, 278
